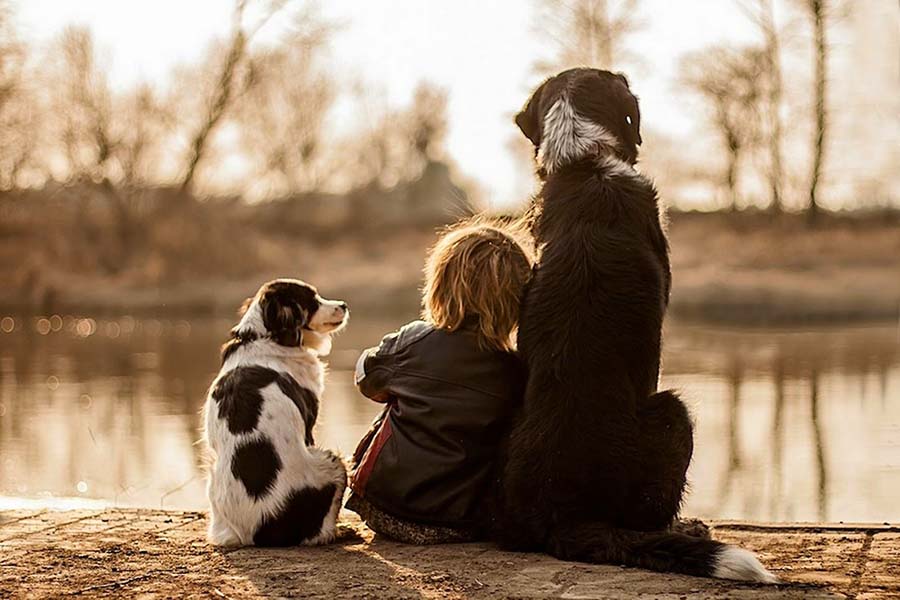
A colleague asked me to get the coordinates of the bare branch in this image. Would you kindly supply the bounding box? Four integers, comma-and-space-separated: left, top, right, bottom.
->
534, 0, 643, 72
235, 11, 338, 197
178, 0, 291, 195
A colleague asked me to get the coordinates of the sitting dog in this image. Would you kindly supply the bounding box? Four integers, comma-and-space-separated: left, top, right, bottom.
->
497, 68, 776, 583
203, 278, 349, 547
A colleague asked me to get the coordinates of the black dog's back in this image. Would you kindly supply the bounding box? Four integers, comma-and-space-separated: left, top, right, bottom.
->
529, 158, 671, 396
501, 158, 678, 537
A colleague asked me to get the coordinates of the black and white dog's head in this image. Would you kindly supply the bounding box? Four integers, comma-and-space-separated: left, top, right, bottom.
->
515, 68, 642, 176
229, 279, 348, 358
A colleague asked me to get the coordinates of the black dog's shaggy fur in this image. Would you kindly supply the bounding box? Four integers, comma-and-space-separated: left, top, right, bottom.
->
496, 68, 775, 583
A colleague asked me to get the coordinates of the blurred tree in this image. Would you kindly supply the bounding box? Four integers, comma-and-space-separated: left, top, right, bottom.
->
54, 26, 116, 183
47, 27, 177, 268
178, 0, 291, 195
347, 82, 449, 190
407, 83, 448, 166
49, 28, 176, 188
738, 0, 785, 213
534, 0, 642, 72
681, 46, 766, 211
0, 0, 18, 115
0, 0, 35, 189
236, 4, 337, 197
796, 0, 833, 223
115, 84, 175, 188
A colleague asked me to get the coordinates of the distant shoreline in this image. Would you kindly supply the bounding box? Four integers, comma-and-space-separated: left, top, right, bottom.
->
2, 211, 898, 327
0, 284, 897, 328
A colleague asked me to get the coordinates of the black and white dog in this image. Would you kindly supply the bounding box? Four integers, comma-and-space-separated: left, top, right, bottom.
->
203, 279, 348, 547
498, 68, 776, 583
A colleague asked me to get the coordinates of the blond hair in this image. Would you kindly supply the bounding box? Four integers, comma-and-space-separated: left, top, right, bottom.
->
422, 220, 532, 352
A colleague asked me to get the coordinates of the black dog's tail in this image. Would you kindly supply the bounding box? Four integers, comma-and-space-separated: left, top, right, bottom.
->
547, 522, 778, 583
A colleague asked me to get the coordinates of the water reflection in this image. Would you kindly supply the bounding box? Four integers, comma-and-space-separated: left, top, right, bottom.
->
1, 315, 898, 522
658, 321, 898, 523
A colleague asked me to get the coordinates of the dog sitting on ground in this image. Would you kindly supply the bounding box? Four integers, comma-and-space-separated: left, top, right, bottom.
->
203, 278, 349, 547
497, 68, 776, 583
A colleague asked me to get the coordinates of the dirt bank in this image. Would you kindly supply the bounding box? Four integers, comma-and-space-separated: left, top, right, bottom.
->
2, 508, 898, 599
2, 211, 898, 325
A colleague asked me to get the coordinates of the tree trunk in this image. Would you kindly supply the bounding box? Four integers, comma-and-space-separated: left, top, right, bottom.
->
807, 0, 827, 224
726, 146, 741, 212
762, 0, 784, 213
596, 0, 613, 67
723, 110, 742, 212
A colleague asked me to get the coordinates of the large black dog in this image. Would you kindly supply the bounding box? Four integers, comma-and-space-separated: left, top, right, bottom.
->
497, 68, 776, 583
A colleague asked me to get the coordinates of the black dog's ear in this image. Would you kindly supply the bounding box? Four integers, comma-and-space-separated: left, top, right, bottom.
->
515, 108, 541, 148
260, 290, 306, 347
612, 71, 642, 150
515, 83, 546, 148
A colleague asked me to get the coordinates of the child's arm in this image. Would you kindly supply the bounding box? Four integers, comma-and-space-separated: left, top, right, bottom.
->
354, 349, 391, 402
354, 330, 403, 402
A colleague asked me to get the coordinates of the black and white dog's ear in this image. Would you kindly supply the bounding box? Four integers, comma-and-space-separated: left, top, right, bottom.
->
260, 290, 307, 347
515, 82, 547, 148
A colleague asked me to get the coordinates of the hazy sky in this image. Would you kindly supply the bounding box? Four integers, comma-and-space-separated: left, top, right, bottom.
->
14, 1, 800, 206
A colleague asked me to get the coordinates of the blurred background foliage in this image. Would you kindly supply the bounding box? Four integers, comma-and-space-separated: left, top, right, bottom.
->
0, 0, 897, 322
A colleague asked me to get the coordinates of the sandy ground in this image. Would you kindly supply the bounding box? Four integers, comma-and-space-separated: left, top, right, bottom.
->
1, 509, 898, 599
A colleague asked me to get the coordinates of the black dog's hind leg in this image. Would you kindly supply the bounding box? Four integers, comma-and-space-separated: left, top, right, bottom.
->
619, 390, 695, 532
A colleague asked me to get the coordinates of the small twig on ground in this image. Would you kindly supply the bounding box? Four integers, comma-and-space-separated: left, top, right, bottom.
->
69, 573, 153, 596
159, 475, 199, 509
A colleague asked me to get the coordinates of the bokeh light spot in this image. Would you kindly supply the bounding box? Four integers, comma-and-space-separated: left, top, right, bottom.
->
76, 318, 97, 337
105, 321, 121, 338
46, 376, 59, 390
0, 317, 14, 333
36, 318, 51, 335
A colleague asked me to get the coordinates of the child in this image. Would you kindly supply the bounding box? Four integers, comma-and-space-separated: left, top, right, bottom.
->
346, 222, 532, 544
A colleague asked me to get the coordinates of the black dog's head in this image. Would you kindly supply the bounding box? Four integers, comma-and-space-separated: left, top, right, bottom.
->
236, 278, 348, 355
515, 68, 642, 173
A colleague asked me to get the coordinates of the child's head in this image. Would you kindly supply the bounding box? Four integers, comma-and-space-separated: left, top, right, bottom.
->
422, 221, 532, 352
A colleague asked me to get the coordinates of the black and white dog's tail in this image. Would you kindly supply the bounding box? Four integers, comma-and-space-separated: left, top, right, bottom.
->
547, 522, 778, 583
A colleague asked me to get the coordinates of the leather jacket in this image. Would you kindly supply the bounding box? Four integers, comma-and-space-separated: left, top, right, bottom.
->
349, 320, 524, 528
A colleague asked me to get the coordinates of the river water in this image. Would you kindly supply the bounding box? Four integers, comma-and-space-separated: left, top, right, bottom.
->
1, 314, 897, 523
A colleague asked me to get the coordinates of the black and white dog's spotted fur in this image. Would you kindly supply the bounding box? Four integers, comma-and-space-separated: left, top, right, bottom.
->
498, 68, 776, 583
203, 279, 348, 547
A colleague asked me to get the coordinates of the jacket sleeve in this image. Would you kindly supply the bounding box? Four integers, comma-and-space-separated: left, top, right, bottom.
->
354, 331, 401, 402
